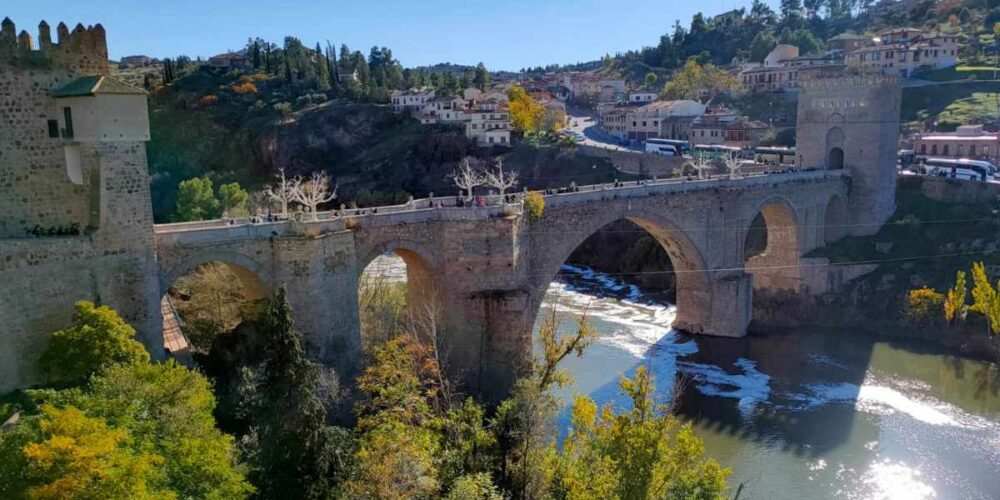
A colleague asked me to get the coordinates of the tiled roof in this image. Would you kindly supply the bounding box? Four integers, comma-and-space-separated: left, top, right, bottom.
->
52, 75, 147, 98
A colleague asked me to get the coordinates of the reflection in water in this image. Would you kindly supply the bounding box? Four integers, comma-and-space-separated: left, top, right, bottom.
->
363, 256, 1000, 499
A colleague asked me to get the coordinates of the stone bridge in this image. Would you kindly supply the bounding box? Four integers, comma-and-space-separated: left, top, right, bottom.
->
154, 170, 854, 400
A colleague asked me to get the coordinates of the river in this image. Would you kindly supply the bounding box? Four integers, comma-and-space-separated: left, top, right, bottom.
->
366, 256, 1000, 499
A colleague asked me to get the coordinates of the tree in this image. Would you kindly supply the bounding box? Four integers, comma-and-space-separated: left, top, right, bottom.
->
484, 158, 519, 197
242, 288, 342, 499
750, 30, 779, 62
39, 301, 150, 385
523, 191, 545, 221
723, 153, 743, 179
553, 367, 730, 499
687, 153, 714, 180
508, 85, 546, 134
780, 0, 803, 22
293, 171, 338, 220
663, 59, 705, 100
175, 176, 220, 222
643, 72, 658, 91
218, 182, 249, 217
473, 62, 491, 91
970, 262, 1000, 335
450, 158, 485, 199
18, 405, 171, 499
264, 168, 301, 218
944, 270, 967, 324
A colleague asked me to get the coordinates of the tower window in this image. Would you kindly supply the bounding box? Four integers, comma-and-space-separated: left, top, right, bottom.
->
47, 120, 59, 138
62, 107, 74, 139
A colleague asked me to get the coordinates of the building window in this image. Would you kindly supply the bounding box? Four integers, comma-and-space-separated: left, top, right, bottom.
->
62, 107, 74, 139
920, 144, 926, 154
970, 145, 976, 156
48, 120, 59, 138
943, 145, 950, 156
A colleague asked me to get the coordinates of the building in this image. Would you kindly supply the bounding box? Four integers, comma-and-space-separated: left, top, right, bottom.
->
689, 111, 768, 149
845, 28, 959, 77
465, 105, 510, 146
827, 33, 868, 56
740, 45, 839, 93
599, 107, 630, 140
119, 55, 152, 66
622, 100, 706, 142
629, 92, 657, 104
913, 125, 999, 162
0, 18, 162, 390
390, 88, 436, 112
208, 52, 247, 70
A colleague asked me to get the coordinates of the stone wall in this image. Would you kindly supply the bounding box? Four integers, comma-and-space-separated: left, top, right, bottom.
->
905, 175, 1000, 205
578, 145, 685, 176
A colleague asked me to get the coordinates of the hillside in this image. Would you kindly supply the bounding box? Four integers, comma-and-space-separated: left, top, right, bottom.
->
146, 67, 618, 222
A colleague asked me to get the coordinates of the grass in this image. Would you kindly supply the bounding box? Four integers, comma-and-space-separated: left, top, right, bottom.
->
901, 81, 1000, 124
936, 92, 1000, 127
915, 65, 999, 82
809, 177, 1000, 288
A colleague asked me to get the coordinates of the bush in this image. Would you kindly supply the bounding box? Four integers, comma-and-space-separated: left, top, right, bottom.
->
345, 217, 359, 230
39, 301, 150, 385
523, 191, 545, 222
905, 287, 945, 326
200, 94, 219, 106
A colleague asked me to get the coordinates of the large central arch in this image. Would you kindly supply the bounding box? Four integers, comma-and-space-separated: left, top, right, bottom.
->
530, 207, 713, 335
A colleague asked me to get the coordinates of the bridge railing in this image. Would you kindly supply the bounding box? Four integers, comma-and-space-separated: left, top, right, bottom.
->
153, 169, 844, 238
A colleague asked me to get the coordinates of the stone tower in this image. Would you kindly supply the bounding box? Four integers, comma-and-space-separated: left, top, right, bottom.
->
796, 68, 901, 236
0, 19, 162, 391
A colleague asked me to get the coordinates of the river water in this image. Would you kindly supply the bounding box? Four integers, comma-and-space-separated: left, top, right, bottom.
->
366, 256, 1000, 499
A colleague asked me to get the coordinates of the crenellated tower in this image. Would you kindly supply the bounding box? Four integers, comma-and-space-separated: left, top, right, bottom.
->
796, 69, 902, 236
0, 18, 162, 391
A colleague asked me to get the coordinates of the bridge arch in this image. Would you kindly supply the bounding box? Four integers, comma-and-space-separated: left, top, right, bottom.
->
160, 250, 271, 296
356, 239, 440, 345
744, 196, 803, 292
531, 207, 713, 335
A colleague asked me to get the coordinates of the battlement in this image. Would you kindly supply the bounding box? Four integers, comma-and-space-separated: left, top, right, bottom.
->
798, 71, 900, 90
0, 17, 108, 75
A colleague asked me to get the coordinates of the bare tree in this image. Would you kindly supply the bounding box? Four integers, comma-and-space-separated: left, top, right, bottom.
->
723, 153, 743, 179
687, 153, 713, 180
263, 168, 301, 218
293, 171, 338, 221
247, 191, 275, 216
449, 158, 484, 199
484, 158, 519, 197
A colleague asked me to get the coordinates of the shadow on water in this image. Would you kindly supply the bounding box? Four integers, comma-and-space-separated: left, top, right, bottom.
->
554, 321, 877, 460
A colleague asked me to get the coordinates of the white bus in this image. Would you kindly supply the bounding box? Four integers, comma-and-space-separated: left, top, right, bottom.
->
922, 158, 997, 181
645, 139, 682, 156
646, 138, 690, 155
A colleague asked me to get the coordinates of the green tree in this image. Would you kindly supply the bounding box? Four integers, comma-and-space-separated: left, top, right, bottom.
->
242, 288, 343, 499
473, 62, 491, 91
553, 367, 729, 499
750, 30, 779, 62
39, 301, 150, 385
217, 182, 249, 217
643, 72, 658, 91
175, 176, 220, 222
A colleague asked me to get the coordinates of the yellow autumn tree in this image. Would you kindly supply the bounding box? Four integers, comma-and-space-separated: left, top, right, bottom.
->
508, 85, 546, 135
21, 405, 172, 500
944, 270, 967, 324
969, 262, 1000, 335
662, 59, 738, 101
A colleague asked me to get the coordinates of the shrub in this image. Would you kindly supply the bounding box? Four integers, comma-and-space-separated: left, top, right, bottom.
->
345, 217, 359, 230
232, 81, 258, 95
905, 287, 945, 326
200, 94, 219, 106
523, 191, 545, 222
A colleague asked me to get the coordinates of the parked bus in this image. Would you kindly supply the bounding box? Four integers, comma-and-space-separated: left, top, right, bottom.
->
754, 147, 796, 166
693, 144, 742, 160
646, 138, 690, 155
645, 140, 679, 157
922, 158, 997, 181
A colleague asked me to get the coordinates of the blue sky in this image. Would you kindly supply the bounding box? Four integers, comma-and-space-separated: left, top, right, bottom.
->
10, 1, 779, 71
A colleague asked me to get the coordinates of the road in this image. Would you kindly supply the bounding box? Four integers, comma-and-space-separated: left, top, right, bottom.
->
565, 108, 634, 152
